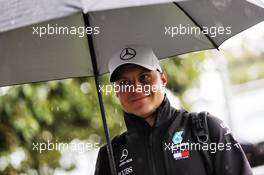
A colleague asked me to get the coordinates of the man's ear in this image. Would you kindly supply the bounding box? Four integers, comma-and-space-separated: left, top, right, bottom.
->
160, 72, 167, 86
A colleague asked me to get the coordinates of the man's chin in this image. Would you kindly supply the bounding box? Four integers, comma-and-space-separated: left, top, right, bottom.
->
131, 107, 154, 118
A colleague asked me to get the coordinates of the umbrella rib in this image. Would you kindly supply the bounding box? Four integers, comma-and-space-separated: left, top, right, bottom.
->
83, 13, 118, 175
173, 2, 219, 50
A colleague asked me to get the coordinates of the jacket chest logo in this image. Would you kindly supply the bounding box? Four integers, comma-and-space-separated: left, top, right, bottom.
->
172, 131, 183, 144
118, 148, 134, 175
165, 130, 191, 160
120, 149, 129, 162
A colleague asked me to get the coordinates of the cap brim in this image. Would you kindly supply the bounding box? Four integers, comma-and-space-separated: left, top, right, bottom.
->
110, 63, 156, 82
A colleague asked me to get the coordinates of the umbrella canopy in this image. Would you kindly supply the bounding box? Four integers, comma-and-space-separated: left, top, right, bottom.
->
1, 0, 263, 86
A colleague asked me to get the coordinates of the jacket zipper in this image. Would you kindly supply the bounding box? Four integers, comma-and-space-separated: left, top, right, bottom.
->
148, 131, 157, 175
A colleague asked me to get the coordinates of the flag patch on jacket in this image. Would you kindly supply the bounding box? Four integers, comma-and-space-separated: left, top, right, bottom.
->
173, 151, 190, 160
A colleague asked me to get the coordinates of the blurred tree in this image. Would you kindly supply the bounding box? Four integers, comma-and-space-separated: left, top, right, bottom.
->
160, 52, 207, 109
223, 36, 264, 85
0, 77, 124, 174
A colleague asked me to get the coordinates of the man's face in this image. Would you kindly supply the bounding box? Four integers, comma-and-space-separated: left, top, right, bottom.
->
114, 64, 167, 118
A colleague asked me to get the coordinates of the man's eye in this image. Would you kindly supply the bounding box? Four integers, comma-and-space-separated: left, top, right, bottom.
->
120, 80, 131, 86
139, 74, 151, 83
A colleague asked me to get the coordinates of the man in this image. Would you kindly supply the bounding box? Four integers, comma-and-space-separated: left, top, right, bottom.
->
95, 45, 253, 175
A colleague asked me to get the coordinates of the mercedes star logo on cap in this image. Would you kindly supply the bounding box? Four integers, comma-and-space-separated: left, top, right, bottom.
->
120, 48, 136, 60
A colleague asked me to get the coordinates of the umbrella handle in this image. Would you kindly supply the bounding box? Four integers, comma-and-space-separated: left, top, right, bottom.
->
83, 13, 118, 175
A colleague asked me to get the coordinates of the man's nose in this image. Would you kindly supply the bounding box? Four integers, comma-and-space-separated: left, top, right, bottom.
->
131, 79, 144, 94
133, 79, 139, 86
133, 79, 143, 88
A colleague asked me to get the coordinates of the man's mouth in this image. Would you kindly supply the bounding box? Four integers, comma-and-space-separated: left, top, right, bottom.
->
130, 95, 149, 102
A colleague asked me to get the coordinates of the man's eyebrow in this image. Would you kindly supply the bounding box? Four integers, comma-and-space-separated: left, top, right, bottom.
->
117, 76, 129, 80
138, 69, 151, 75
117, 69, 151, 80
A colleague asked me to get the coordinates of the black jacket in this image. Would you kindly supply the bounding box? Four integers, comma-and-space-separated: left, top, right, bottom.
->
95, 96, 253, 175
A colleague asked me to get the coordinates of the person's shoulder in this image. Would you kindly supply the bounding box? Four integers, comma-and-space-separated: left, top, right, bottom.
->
206, 113, 233, 141
181, 110, 229, 133
112, 131, 128, 147
206, 113, 230, 132
179, 110, 232, 141
99, 131, 128, 151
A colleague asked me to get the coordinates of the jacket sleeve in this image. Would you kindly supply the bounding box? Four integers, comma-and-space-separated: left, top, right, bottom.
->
207, 116, 253, 175
94, 145, 111, 175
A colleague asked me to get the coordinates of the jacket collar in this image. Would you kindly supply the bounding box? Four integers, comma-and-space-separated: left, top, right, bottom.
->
124, 94, 174, 132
